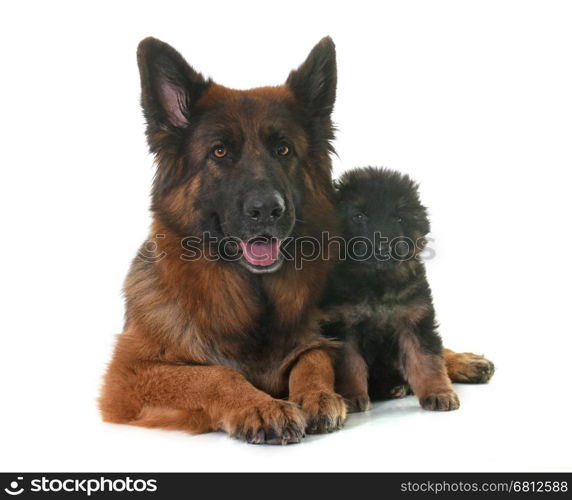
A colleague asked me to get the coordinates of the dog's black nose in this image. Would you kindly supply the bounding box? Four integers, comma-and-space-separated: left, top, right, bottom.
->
244, 192, 285, 223
375, 241, 392, 258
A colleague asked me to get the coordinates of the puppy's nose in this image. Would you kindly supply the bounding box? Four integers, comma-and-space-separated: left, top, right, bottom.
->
244, 192, 285, 224
375, 241, 392, 258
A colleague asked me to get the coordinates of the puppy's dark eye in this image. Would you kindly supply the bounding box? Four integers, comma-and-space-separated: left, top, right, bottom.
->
276, 144, 290, 157
353, 212, 367, 223
212, 144, 228, 159
396, 216, 404, 223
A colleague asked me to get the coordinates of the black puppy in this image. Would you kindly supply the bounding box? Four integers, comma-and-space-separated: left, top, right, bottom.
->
321, 167, 494, 412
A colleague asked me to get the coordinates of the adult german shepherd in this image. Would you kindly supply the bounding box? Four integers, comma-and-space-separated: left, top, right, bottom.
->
99, 37, 345, 444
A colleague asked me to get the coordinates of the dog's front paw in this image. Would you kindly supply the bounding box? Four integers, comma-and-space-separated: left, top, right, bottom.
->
344, 393, 371, 413
226, 399, 306, 445
295, 391, 347, 433
420, 390, 460, 411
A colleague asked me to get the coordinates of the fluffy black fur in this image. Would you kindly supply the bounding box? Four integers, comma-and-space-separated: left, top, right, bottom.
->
321, 167, 451, 410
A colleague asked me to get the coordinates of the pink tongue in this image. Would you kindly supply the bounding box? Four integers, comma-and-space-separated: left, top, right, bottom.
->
239, 240, 281, 267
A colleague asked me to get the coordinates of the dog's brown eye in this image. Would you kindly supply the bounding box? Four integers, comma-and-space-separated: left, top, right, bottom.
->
212, 145, 228, 158
276, 144, 290, 156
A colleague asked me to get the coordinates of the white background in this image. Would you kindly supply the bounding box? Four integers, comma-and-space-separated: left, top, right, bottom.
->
1, 0, 571, 472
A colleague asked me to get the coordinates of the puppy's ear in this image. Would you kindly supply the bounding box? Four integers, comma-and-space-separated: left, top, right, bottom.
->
286, 37, 337, 117
137, 37, 210, 146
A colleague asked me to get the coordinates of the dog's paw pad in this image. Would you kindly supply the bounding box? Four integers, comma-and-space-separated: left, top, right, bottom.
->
295, 391, 347, 433
345, 394, 371, 413
420, 391, 460, 411
449, 353, 495, 383
228, 399, 306, 445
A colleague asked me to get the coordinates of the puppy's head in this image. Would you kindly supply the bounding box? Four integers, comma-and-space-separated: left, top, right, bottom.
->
335, 167, 430, 271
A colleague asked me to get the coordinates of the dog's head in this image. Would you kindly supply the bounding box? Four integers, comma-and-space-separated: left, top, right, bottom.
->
335, 167, 430, 271
137, 37, 337, 273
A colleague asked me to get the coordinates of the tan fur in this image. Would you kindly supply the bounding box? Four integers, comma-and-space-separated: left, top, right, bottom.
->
443, 348, 495, 383
399, 333, 460, 411
289, 349, 347, 433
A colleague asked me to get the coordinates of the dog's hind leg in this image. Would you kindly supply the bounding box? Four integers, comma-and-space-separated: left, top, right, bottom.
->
131, 406, 211, 433
388, 383, 411, 399
100, 360, 307, 445
443, 348, 495, 383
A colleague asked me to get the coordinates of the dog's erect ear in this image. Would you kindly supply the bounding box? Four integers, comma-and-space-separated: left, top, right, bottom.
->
286, 37, 337, 117
137, 37, 210, 133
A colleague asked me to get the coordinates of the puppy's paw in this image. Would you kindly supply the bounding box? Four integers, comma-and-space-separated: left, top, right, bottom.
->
447, 352, 495, 383
295, 391, 347, 433
420, 390, 460, 411
344, 393, 371, 413
226, 399, 306, 445
389, 384, 411, 399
